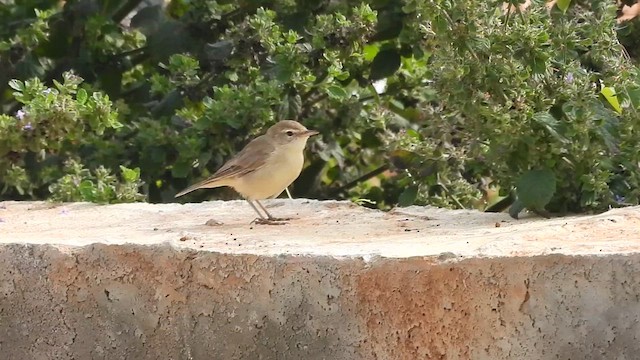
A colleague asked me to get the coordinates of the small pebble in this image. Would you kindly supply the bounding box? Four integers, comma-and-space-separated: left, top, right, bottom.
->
205, 219, 223, 226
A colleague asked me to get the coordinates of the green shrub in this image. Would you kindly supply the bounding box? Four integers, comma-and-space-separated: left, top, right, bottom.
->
48, 159, 144, 203
389, 0, 640, 213
0, 0, 639, 215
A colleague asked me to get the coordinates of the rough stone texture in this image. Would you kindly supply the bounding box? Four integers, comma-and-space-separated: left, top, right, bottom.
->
0, 200, 639, 359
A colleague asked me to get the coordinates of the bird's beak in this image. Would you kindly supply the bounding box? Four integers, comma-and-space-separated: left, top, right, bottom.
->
301, 129, 320, 137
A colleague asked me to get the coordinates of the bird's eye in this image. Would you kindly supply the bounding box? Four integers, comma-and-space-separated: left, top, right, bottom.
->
285, 130, 294, 136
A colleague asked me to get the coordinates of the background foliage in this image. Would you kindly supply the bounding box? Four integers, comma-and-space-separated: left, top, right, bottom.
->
1, 0, 640, 214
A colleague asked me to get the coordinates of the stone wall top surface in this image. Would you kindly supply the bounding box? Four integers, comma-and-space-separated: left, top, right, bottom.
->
1, 200, 638, 258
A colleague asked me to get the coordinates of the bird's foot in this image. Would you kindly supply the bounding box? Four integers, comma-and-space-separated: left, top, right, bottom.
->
268, 217, 292, 222
251, 218, 288, 225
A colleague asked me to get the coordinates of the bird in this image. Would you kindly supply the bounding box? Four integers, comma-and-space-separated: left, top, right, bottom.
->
175, 120, 319, 224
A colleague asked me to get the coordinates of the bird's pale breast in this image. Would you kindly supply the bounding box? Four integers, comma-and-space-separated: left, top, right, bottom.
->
231, 141, 306, 200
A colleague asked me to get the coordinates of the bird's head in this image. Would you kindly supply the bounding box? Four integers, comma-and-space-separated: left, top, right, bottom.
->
267, 120, 319, 148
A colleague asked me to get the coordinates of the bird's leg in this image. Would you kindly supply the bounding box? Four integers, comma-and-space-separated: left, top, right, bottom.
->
247, 200, 267, 220
256, 200, 291, 222
247, 200, 287, 225
256, 200, 274, 219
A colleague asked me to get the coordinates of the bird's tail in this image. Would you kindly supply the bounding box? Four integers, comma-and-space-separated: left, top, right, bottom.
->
174, 185, 199, 198
174, 178, 223, 198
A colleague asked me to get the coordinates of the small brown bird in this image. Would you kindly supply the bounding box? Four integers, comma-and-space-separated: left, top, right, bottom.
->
175, 120, 319, 224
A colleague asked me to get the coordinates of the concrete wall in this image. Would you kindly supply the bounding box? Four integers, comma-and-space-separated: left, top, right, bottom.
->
1, 201, 639, 359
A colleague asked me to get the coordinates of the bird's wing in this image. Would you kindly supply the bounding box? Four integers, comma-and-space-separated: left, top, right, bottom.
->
175, 135, 274, 197
209, 135, 274, 180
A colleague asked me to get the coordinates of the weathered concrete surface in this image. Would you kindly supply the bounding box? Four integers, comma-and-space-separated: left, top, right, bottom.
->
0, 200, 639, 360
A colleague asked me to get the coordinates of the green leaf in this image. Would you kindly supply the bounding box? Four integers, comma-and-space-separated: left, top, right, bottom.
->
556, 0, 571, 13
406, 129, 420, 139
325, 166, 340, 182
596, 113, 620, 154
226, 72, 238, 82
326, 85, 349, 99
600, 86, 622, 114
108, 116, 124, 130
369, 49, 401, 81
290, 93, 302, 116
53, 79, 63, 91
8, 80, 24, 91
431, 15, 449, 34
278, 91, 302, 120
120, 166, 140, 183
78, 180, 96, 201
531, 112, 568, 143
76, 89, 88, 105
624, 87, 640, 108
515, 169, 556, 212
278, 95, 290, 120
398, 184, 419, 207
275, 64, 293, 83
285, 30, 300, 44
363, 44, 380, 62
